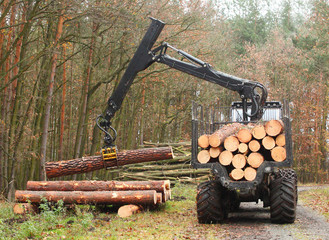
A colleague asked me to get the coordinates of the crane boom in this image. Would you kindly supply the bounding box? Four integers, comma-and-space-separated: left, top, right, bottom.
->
97, 18, 267, 148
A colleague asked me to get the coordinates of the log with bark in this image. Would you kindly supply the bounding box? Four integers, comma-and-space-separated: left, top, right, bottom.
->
208, 123, 242, 147
244, 167, 257, 181
45, 147, 173, 178
15, 190, 158, 205
224, 136, 239, 152
26, 180, 170, 192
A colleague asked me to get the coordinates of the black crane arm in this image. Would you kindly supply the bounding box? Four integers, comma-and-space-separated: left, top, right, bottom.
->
97, 18, 267, 148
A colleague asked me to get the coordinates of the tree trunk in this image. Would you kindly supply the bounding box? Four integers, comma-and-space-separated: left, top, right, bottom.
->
39, 10, 64, 180
208, 123, 242, 147
45, 147, 173, 178
26, 180, 170, 192
58, 47, 67, 161
15, 190, 157, 205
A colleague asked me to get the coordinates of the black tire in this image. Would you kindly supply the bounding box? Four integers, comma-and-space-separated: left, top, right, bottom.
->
270, 169, 297, 223
196, 181, 225, 223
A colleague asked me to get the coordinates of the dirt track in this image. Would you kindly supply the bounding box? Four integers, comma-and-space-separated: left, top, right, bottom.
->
220, 186, 329, 240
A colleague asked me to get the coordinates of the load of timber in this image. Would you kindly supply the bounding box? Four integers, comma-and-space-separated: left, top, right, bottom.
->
197, 120, 287, 181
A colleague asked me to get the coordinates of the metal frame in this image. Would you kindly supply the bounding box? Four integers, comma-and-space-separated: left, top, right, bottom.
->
191, 100, 293, 190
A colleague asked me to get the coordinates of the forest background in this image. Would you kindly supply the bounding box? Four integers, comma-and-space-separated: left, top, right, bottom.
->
0, 0, 328, 200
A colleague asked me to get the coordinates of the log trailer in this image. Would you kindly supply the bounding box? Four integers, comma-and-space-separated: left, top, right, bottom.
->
97, 18, 297, 223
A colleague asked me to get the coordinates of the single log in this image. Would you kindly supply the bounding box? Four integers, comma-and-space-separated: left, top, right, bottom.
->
230, 169, 244, 180
224, 136, 239, 152
271, 146, 286, 162
118, 204, 142, 218
46, 147, 173, 178
15, 190, 157, 205
265, 120, 284, 137
262, 136, 276, 150
26, 180, 170, 192
209, 146, 223, 158
164, 189, 172, 202
251, 125, 266, 140
238, 143, 248, 154
237, 128, 252, 143
156, 193, 163, 203
209, 123, 242, 147
219, 150, 233, 166
244, 167, 257, 181
13, 203, 37, 215
198, 135, 209, 148
232, 154, 246, 169
197, 150, 211, 163
275, 134, 286, 147
248, 140, 261, 152
247, 152, 264, 168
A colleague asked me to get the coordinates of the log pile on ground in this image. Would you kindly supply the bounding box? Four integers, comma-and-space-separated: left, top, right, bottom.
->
14, 180, 171, 216
197, 120, 287, 181
116, 142, 210, 183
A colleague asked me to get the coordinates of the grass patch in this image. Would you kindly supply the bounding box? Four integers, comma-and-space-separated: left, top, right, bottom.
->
0, 183, 228, 239
299, 186, 329, 221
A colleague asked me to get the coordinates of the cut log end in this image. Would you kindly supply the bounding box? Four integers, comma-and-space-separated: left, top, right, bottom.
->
118, 204, 142, 218
262, 136, 275, 150
244, 167, 257, 181
230, 169, 244, 180
275, 134, 286, 147
247, 152, 264, 168
209, 146, 223, 158
265, 120, 284, 137
238, 143, 248, 154
198, 135, 209, 148
197, 150, 210, 164
271, 146, 286, 162
249, 140, 261, 152
219, 150, 233, 166
224, 136, 239, 152
232, 154, 246, 169
237, 128, 252, 143
252, 125, 266, 140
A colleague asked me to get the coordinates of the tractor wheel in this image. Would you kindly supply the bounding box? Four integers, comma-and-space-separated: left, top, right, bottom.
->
196, 181, 226, 223
270, 169, 298, 223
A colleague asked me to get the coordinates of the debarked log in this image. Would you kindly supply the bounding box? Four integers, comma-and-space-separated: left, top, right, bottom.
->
45, 147, 173, 178
15, 190, 157, 205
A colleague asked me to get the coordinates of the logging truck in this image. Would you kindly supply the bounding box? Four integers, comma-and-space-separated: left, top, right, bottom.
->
95, 18, 297, 224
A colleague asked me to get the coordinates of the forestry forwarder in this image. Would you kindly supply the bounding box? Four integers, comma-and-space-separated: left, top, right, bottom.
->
97, 18, 297, 224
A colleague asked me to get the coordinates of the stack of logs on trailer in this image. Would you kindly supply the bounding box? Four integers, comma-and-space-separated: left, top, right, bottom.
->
197, 120, 286, 181
14, 180, 171, 217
